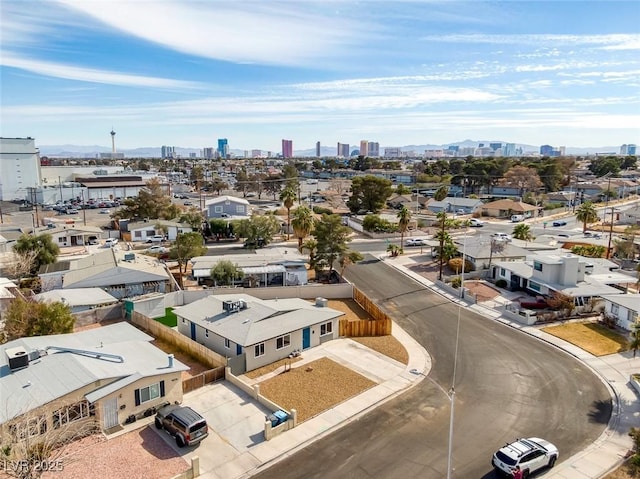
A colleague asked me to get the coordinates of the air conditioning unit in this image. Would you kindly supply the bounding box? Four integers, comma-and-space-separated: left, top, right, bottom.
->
6, 347, 29, 371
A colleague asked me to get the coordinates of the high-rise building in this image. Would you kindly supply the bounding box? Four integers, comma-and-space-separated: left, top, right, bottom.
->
620, 144, 637, 155
251, 149, 262, 158
503, 143, 516, 157
489, 142, 502, 151
161, 145, 175, 159
360, 140, 369, 157
217, 138, 229, 158
315, 141, 321, 157
384, 147, 401, 158
337, 142, 350, 158
368, 142, 380, 157
282, 139, 293, 158
203, 147, 215, 159
0, 137, 43, 202
540, 144, 555, 156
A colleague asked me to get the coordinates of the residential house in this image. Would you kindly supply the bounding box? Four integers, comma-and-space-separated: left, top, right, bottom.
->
34, 288, 119, 313
546, 192, 576, 208
39, 249, 171, 299
122, 219, 193, 243
480, 199, 541, 219
454, 240, 528, 272
491, 253, 631, 308
190, 247, 308, 287
426, 198, 483, 215
205, 196, 250, 219
174, 294, 344, 374
0, 322, 187, 443
37, 225, 103, 248
489, 185, 523, 200
0, 277, 21, 318
600, 294, 639, 331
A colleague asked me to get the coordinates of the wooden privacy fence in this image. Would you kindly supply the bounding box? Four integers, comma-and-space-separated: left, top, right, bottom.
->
339, 317, 391, 337
182, 366, 226, 394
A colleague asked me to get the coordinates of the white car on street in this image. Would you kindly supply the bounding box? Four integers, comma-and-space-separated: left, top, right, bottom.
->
469, 218, 484, 227
104, 238, 118, 247
146, 245, 168, 254
492, 437, 558, 477
405, 238, 428, 247
492, 232, 512, 242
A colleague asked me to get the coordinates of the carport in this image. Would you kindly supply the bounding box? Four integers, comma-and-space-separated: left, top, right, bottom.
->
242, 264, 286, 287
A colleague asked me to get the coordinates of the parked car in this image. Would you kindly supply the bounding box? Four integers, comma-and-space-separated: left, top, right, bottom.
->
155, 405, 209, 448
406, 238, 427, 246
492, 437, 558, 477
183, 201, 193, 206
469, 218, 484, 227
146, 235, 165, 243
104, 238, 118, 247
552, 220, 567, 227
146, 245, 168, 254
492, 232, 512, 242
99, 209, 110, 214
511, 214, 525, 223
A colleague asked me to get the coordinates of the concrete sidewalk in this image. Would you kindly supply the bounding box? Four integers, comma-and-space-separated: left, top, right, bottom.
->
384, 252, 639, 478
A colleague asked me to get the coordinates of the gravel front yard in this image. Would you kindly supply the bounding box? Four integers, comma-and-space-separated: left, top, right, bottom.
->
259, 357, 376, 422
41, 428, 188, 479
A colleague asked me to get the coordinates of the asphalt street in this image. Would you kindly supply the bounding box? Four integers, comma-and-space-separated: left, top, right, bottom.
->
253, 256, 611, 479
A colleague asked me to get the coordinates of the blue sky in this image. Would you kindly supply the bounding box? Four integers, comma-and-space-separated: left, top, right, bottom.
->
1, 0, 639, 152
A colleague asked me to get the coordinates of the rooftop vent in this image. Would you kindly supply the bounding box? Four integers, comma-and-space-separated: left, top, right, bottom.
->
315, 297, 328, 307
6, 347, 29, 371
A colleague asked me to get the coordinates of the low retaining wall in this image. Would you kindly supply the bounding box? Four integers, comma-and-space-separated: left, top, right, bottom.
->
171, 457, 200, 479
182, 367, 225, 394
225, 367, 297, 440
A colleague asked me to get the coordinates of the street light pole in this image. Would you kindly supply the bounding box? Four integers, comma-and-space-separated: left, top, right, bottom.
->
606, 206, 615, 259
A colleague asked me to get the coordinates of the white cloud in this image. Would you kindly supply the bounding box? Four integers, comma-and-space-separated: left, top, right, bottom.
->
1, 53, 201, 89
421, 33, 640, 50
52, 0, 370, 67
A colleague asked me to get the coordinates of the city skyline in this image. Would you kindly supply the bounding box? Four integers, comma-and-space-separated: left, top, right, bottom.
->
1, 1, 639, 151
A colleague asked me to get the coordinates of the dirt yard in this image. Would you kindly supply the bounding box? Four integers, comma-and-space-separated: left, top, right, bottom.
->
40, 428, 188, 479
542, 322, 629, 356
464, 280, 501, 302
258, 357, 377, 422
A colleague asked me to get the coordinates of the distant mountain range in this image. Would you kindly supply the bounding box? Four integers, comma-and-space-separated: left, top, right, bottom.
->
38, 140, 622, 158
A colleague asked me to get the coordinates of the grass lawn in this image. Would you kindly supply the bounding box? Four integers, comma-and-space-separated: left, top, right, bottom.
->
542, 322, 629, 356
154, 307, 177, 328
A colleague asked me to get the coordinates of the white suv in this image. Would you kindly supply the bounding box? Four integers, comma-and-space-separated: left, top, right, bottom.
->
492, 232, 512, 242
492, 437, 558, 477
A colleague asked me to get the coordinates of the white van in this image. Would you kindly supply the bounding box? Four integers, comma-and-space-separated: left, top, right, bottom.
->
511, 214, 525, 223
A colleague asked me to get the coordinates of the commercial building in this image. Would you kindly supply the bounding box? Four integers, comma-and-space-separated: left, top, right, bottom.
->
282, 139, 293, 158
0, 137, 42, 201
161, 145, 175, 159
217, 138, 229, 159
360, 140, 369, 157
315, 141, 321, 157
337, 143, 350, 158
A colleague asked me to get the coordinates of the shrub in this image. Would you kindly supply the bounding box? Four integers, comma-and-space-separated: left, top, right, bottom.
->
496, 278, 507, 288
363, 214, 397, 233
451, 276, 462, 288
448, 257, 474, 274
313, 206, 333, 215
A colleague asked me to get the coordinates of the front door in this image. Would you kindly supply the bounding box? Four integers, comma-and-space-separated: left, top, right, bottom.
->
302, 327, 311, 350
190, 322, 196, 341
102, 397, 119, 429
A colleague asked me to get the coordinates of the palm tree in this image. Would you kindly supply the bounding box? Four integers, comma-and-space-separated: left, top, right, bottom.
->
512, 223, 534, 244
576, 201, 599, 233
302, 238, 318, 270
397, 206, 412, 250
291, 205, 314, 250
339, 250, 364, 276
280, 187, 297, 240
629, 321, 640, 358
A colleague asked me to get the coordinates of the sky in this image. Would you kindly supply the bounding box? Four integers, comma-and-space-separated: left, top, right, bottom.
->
1, 0, 639, 152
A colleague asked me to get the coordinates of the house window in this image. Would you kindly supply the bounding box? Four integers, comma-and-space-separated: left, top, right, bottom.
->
276, 334, 291, 350
214, 206, 223, 213
134, 231, 142, 238
254, 343, 265, 358
236, 205, 245, 213
529, 281, 541, 292
628, 311, 637, 323
10, 415, 48, 440
500, 268, 506, 277
320, 322, 333, 336
611, 304, 619, 315
135, 381, 165, 406
53, 401, 92, 429
533, 261, 543, 272
224, 338, 230, 349
145, 229, 155, 236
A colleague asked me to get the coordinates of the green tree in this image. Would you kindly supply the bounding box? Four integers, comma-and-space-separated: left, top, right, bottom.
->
169, 232, 207, 287
486, 238, 507, 274
178, 210, 205, 231
433, 185, 449, 202
291, 205, 314, 250
434, 207, 456, 280
234, 168, 250, 197
503, 166, 543, 198
576, 201, 600, 233
396, 184, 411, 195
210, 260, 244, 287
1, 298, 74, 343
280, 187, 297, 240
346, 175, 393, 214
313, 214, 352, 275
588, 157, 623, 177
302, 237, 318, 270
512, 223, 534, 243
631, 322, 640, 358
397, 206, 412, 249
363, 215, 397, 233
115, 178, 173, 220
13, 233, 59, 276
235, 215, 281, 248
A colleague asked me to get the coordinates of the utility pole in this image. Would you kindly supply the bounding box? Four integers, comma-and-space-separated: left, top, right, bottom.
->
58, 176, 63, 202
81, 191, 87, 226
606, 206, 616, 259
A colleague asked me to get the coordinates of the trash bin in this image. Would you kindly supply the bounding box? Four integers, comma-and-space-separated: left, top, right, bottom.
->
273, 410, 288, 425
266, 414, 279, 427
